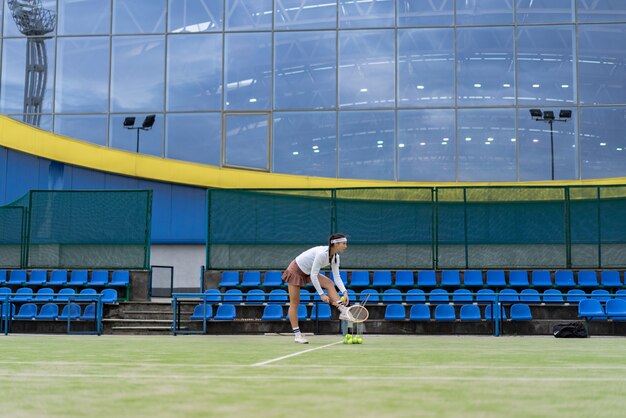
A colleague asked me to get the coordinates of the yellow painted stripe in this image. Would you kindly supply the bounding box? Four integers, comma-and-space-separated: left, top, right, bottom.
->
1, 115, 625, 189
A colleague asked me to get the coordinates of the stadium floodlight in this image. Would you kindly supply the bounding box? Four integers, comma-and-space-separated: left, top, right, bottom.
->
123, 117, 136, 128
123, 115, 156, 153
142, 115, 156, 129
528, 109, 572, 180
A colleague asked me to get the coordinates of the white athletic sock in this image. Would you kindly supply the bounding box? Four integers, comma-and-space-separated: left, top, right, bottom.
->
293, 327, 301, 336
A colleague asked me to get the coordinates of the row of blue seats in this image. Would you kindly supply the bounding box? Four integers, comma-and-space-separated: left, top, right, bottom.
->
578, 299, 626, 321
218, 270, 624, 289
189, 303, 531, 322
201, 288, 626, 305
0, 269, 130, 288
0, 287, 119, 303
4, 302, 97, 321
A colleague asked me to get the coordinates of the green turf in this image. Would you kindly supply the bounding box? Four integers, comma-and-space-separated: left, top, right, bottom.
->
1, 334, 625, 418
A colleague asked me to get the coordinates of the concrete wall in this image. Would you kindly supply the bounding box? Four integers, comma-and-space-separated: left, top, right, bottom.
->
150, 244, 205, 292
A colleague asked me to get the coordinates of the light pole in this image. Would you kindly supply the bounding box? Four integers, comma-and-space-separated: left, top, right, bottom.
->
529, 109, 571, 180
123, 115, 156, 153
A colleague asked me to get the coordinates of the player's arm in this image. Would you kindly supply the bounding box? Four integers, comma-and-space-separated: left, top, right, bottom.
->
309, 253, 327, 300
331, 260, 348, 304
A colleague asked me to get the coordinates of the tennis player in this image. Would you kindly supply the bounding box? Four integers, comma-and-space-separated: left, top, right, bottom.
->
282, 233, 353, 344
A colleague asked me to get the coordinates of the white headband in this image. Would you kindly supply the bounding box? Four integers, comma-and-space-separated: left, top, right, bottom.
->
331, 237, 347, 244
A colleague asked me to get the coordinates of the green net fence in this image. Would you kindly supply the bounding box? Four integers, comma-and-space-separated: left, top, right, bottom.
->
0, 190, 152, 269
207, 186, 626, 270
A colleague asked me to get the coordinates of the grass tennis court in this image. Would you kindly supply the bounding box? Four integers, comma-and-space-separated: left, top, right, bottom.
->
1, 334, 625, 418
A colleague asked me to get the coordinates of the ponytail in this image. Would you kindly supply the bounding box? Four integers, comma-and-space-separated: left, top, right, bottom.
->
328, 233, 347, 263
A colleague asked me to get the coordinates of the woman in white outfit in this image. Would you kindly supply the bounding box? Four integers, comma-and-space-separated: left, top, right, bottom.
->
281, 233, 352, 344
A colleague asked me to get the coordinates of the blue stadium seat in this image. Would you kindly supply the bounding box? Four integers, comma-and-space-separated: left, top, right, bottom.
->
310, 303, 331, 320
452, 289, 473, 304
350, 271, 370, 287
519, 288, 541, 303
268, 289, 288, 304
486, 270, 506, 288
12, 287, 33, 301
262, 271, 283, 288
0, 286, 10, 297
372, 270, 392, 287
463, 270, 483, 287
600, 271, 622, 288
48, 270, 68, 286
531, 270, 553, 288
89, 270, 109, 286
101, 288, 118, 303
417, 270, 437, 288
484, 304, 506, 320
590, 289, 611, 302
28, 270, 47, 286
459, 304, 482, 321
109, 271, 130, 287
382, 289, 402, 303
59, 303, 81, 320
240, 271, 261, 288
286, 304, 308, 321
218, 271, 239, 288
384, 304, 406, 320
578, 299, 606, 321
344, 289, 357, 303
261, 304, 284, 320
498, 289, 518, 303
394, 271, 414, 288
428, 289, 448, 304
245, 289, 265, 304
313, 290, 328, 301
223, 289, 243, 304
615, 289, 626, 301
605, 299, 626, 321
0, 270, 6, 285
508, 270, 529, 288
78, 288, 98, 301
441, 270, 460, 287
510, 304, 533, 320
554, 270, 575, 287
203, 289, 222, 303
324, 271, 348, 286
542, 289, 564, 303
7, 270, 27, 286
36, 303, 59, 320
213, 304, 236, 320
56, 288, 75, 301
405, 289, 425, 303
34, 287, 55, 302
577, 271, 598, 288
476, 288, 496, 303
80, 304, 97, 321
359, 289, 379, 304
68, 270, 88, 286
434, 304, 456, 321
14, 303, 37, 320
299, 289, 312, 302
566, 289, 586, 303
409, 304, 431, 321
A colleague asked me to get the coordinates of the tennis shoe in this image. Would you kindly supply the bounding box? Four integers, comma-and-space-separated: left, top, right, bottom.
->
294, 334, 309, 344
339, 310, 355, 322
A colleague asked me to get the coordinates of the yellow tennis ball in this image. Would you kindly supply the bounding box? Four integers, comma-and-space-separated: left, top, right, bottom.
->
356, 336, 363, 344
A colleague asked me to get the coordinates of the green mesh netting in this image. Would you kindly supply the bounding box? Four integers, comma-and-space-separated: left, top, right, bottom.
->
0, 207, 25, 268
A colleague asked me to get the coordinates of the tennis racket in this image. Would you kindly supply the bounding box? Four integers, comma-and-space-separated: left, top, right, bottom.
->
345, 292, 371, 323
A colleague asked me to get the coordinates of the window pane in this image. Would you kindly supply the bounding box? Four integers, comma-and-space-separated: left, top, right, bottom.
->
517, 26, 576, 105
517, 0, 574, 24
224, 114, 269, 169
275, 0, 336, 30
457, 108, 516, 182
398, 109, 455, 181
274, 31, 336, 109
225, 33, 271, 110
58, 0, 111, 35
578, 24, 626, 105
3, 0, 56, 37
166, 113, 221, 166
398, 28, 454, 107
0, 38, 54, 116
55, 37, 109, 113
397, 0, 454, 27
169, 0, 223, 32
109, 114, 163, 157
456, 0, 513, 25
518, 108, 577, 181
226, 0, 273, 30
457, 27, 515, 106
577, 0, 626, 23
338, 110, 394, 180
339, 0, 395, 28
167, 34, 222, 111
580, 107, 626, 179
54, 115, 108, 146
339, 29, 394, 108
273, 111, 336, 177
111, 36, 165, 112
113, 0, 166, 34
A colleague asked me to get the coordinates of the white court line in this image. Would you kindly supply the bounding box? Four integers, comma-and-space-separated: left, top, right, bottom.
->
251, 341, 343, 367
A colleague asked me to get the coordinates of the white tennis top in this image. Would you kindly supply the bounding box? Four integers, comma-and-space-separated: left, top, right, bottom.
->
295, 245, 347, 296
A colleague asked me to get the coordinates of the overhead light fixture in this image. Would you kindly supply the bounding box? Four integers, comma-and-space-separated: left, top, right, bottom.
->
123, 117, 136, 128
543, 110, 555, 120
559, 110, 572, 119
529, 109, 542, 118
